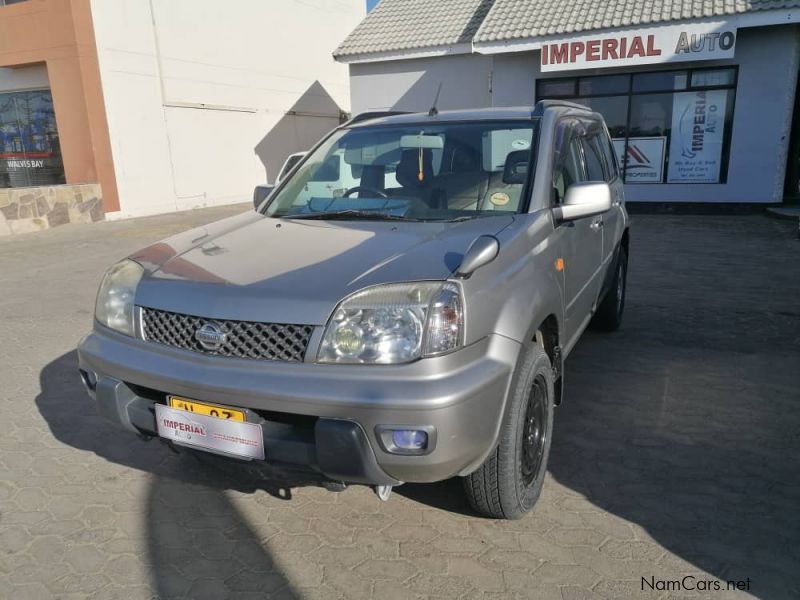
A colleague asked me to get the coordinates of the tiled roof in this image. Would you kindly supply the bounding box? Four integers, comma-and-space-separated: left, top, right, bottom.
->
474, 0, 800, 43
334, 0, 800, 60
333, 0, 495, 58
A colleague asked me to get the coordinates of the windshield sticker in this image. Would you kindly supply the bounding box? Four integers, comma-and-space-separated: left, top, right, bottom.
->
512, 139, 530, 150
490, 192, 511, 206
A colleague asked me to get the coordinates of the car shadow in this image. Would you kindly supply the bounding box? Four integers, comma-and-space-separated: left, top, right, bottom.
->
35, 350, 303, 598
543, 298, 800, 598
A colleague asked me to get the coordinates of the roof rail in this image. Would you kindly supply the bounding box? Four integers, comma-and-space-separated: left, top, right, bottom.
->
533, 100, 592, 116
345, 111, 410, 126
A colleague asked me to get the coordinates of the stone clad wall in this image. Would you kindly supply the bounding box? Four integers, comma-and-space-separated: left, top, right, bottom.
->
0, 184, 104, 236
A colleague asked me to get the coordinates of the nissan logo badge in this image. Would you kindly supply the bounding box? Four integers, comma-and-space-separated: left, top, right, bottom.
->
195, 322, 228, 351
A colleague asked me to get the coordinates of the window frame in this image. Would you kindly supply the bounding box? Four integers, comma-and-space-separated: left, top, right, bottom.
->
550, 118, 588, 207
578, 123, 608, 183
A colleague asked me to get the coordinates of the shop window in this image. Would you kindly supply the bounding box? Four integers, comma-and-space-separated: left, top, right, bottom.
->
691, 68, 736, 88
538, 67, 737, 184
632, 70, 688, 93
629, 94, 672, 137
578, 74, 629, 96
575, 96, 629, 138
538, 78, 576, 98
0, 90, 65, 188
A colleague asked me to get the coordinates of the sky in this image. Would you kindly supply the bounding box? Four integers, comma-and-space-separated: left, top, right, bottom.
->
367, 0, 379, 11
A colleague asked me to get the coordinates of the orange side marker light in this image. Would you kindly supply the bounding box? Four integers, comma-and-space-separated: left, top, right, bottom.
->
555, 258, 565, 272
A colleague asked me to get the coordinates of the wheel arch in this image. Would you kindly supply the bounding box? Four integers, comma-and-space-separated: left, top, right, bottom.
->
533, 314, 563, 406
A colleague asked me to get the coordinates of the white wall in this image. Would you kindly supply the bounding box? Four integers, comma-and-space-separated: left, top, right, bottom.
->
349, 54, 493, 114
91, 0, 364, 218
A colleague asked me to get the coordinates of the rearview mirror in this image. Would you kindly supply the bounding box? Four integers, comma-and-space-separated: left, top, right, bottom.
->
553, 182, 611, 222
253, 184, 274, 210
400, 134, 444, 150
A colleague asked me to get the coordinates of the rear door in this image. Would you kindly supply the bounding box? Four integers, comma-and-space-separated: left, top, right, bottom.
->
552, 119, 604, 348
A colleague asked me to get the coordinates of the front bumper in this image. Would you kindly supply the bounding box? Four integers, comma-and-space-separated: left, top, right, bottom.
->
77, 327, 520, 484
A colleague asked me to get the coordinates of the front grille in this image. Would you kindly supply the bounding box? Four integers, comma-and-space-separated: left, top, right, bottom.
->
141, 307, 314, 362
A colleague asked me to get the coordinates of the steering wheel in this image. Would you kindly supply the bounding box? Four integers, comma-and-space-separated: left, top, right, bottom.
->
343, 186, 388, 199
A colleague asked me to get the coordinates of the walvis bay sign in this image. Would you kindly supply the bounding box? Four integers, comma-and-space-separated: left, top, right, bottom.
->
540, 23, 736, 72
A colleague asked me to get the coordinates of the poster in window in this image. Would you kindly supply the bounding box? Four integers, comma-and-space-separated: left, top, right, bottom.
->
667, 90, 728, 183
612, 137, 666, 183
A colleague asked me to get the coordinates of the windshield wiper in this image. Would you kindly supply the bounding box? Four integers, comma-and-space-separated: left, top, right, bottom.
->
281, 210, 423, 222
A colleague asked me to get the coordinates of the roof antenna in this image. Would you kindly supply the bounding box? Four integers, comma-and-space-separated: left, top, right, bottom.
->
428, 82, 442, 117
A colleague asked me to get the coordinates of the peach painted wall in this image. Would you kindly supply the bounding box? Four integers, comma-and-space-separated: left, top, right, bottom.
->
0, 0, 119, 212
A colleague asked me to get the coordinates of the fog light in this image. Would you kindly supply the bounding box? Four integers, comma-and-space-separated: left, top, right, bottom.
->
376, 426, 435, 455
392, 429, 428, 451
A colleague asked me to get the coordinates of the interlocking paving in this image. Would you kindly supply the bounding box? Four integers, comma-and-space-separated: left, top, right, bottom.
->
1, 205, 798, 599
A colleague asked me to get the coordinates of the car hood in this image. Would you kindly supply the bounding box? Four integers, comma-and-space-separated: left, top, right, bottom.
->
132, 212, 514, 325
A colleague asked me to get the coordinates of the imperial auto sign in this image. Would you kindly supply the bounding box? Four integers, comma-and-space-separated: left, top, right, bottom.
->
540, 23, 736, 72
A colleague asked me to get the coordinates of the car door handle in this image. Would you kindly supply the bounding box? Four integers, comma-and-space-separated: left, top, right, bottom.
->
590, 217, 604, 231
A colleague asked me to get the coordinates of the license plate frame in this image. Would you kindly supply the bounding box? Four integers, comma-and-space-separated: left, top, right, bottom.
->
167, 395, 246, 422
155, 404, 265, 460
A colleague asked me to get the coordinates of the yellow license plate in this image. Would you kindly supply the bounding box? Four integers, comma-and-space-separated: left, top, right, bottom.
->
167, 396, 246, 422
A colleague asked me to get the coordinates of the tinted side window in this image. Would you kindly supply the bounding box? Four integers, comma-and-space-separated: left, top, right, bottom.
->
600, 131, 619, 180
553, 136, 585, 204
581, 134, 605, 182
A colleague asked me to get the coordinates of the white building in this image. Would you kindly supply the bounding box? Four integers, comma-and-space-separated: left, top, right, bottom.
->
334, 0, 800, 207
0, 0, 364, 234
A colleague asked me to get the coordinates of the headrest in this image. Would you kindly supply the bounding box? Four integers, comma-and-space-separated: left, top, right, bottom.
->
450, 146, 479, 173
396, 149, 434, 188
503, 150, 531, 185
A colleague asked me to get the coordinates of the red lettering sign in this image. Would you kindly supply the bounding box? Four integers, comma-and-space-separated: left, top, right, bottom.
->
586, 40, 600, 61
540, 33, 665, 68
602, 39, 618, 60
628, 36, 645, 58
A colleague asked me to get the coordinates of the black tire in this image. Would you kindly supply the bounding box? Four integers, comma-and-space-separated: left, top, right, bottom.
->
463, 343, 554, 519
591, 246, 627, 332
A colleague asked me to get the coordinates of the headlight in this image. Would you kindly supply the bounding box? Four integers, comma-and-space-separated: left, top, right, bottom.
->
318, 282, 463, 364
94, 259, 144, 336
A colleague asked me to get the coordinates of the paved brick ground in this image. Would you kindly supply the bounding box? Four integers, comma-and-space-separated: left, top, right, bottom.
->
1, 206, 798, 600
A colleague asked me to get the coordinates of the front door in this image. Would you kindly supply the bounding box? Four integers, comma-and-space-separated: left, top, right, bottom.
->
581, 123, 625, 268
552, 120, 604, 349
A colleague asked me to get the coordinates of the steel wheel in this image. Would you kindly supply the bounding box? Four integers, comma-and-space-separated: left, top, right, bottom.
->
521, 376, 548, 488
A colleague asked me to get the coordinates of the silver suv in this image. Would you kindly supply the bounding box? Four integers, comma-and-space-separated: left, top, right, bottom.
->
78, 101, 629, 519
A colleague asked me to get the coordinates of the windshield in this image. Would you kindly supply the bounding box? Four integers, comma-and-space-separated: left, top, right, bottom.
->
263, 120, 539, 221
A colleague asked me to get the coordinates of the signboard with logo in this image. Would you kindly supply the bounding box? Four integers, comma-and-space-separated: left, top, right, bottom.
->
540, 23, 736, 72
667, 90, 728, 183
613, 137, 666, 184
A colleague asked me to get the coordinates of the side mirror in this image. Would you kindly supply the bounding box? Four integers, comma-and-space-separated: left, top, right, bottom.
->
253, 184, 274, 210
553, 182, 611, 222
456, 235, 500, 278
